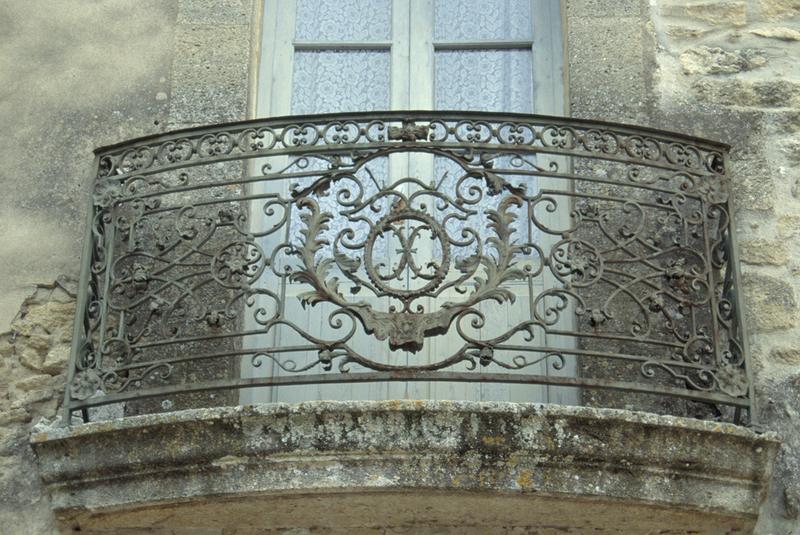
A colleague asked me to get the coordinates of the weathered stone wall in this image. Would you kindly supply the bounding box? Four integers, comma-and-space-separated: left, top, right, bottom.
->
0, 0, 255, 532
0, 1, 176, 329
0, 0, 176, 527
0, 281, 76, 534
648, 2, 800, 533
566, 1, 800, 532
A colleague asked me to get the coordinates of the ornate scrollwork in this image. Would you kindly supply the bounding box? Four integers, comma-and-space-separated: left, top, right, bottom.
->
289, 164, 526, 353
67, 112, 749, 423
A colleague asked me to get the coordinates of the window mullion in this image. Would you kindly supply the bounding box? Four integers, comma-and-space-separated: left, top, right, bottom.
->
390, 0, 410, 111
268, 0, 297, 117
408, 0, 434, 109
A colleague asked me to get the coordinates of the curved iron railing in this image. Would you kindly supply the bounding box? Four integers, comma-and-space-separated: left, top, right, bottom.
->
63, 111, 754, 424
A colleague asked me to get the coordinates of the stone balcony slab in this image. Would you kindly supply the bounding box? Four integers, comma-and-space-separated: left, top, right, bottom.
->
31, 401, 779, 534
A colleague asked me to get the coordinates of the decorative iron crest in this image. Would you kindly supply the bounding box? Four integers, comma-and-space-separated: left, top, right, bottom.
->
289, 169, 525, 353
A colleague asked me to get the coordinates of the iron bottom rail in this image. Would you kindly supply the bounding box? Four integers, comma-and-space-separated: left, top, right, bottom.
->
67, 370, 749, 411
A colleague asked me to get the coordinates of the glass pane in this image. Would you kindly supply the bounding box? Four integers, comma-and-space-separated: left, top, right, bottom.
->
292, 50, 391, 114
435, 49, 533, 111
290, 49, 391, 256
295, 0, 392, 41
434, 0, 532, 42
435, 49, 537, 250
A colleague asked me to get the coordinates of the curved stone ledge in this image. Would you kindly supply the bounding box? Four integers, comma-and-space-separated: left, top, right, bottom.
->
31, 401, 778, 534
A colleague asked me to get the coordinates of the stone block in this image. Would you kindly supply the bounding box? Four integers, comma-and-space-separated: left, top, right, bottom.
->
177, 0, 253, 25
739, 238, 789, 265
14, 375, 52, 392
742, 272, 799, 331
42, 344, 70, 376
779, 133, 800, 163
759, 0, 800, 21
11, 388, 54, 408
749, 27, 800, 41
565, 0, 643, 17
651, 106, 765, 146
568, 16, 650, 123
168, 25, 251, 125
778, 214, 800, 237
771, 346, 800, 364
680, 46, 767, 75
17, 334, 51, 373
754, 80, 800, 107
13, 300, 75, 338
684, 1, 748, 27
661, 1, 748, 26
0, 337, 12, 359
730, 151, 775, 211
692, 79, 800, 108
666, 24, 715, 40
771, 110, 800, 133
0, 408, 30, 426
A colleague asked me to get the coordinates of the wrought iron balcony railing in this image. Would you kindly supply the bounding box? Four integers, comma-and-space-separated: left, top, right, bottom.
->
63, 111, 754, 425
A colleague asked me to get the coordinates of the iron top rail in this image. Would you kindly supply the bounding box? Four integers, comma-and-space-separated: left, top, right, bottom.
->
90, 111, 730, 185
94, 111, 731, 156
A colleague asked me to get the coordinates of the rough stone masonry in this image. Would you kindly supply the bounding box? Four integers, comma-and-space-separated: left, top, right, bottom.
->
646, 1, 800, 533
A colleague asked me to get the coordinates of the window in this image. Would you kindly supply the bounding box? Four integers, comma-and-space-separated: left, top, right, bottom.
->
242, 0, 575, 404
257, 0, 562, 116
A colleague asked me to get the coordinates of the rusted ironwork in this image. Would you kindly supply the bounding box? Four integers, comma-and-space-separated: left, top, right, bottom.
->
62, 111, 754, 424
